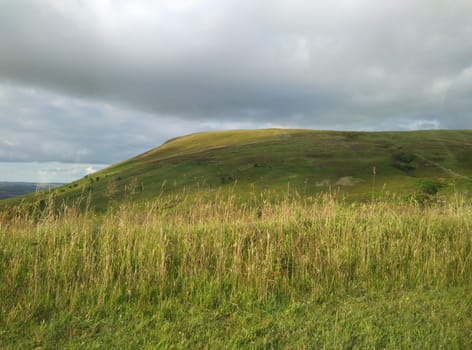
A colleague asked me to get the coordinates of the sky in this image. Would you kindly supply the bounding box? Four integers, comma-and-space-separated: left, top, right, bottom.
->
0, 0, 471, 182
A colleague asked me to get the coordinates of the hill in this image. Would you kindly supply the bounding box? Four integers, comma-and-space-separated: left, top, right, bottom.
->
3, 128, 472, 209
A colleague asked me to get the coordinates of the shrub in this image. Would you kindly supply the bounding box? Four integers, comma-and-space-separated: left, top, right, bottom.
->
392, 151, 416, 173
393, 151, 415, 164
417, 179, 443, 196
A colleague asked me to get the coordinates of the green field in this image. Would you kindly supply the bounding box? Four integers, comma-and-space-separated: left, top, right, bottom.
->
1, 129, 472, 348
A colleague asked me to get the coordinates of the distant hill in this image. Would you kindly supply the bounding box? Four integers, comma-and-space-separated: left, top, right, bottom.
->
0, 182, 62, 199
2, 129, 472, 209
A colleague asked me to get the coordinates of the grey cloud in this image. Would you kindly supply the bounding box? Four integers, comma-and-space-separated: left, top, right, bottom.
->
0, 0, 471, 129
0, 83, 214, 163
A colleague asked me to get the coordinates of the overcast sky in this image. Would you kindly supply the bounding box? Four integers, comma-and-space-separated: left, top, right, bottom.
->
1, 0, 471, 182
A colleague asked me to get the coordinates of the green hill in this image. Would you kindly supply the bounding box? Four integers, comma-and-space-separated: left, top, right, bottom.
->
4, 128, 472, 209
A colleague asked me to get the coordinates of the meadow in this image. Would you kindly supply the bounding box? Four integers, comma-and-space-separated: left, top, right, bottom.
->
1, 189, 471, 348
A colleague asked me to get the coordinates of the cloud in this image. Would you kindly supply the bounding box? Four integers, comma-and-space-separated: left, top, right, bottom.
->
0, 83, 211, 163
85, 166, 98, 175
0, 162, 108, 183
405, 120, 441, 131
0, 0, 471, 181
1, 0, 471, 127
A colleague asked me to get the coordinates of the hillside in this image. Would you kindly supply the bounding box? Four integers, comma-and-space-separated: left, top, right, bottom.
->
3, 128, 472, 209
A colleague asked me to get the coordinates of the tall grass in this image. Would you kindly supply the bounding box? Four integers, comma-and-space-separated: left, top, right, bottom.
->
1, 191, 471, 323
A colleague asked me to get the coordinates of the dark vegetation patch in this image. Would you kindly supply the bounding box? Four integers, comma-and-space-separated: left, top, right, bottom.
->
392, 151, 417, 173
343, 131, 361, 140
220, 175, 236, 184
417, 178, 445, 196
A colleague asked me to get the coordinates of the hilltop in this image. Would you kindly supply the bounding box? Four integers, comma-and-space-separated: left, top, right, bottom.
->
3, 128, 472, 209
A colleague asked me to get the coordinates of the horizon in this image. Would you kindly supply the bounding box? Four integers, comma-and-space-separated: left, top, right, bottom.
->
1, 1, 472, 182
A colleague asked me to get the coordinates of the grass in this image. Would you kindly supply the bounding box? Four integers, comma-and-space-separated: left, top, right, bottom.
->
1, 190, 471, 348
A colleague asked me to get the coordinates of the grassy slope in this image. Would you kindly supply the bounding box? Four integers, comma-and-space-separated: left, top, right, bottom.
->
3, 128, 472, 210
1, 195, 471, 348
